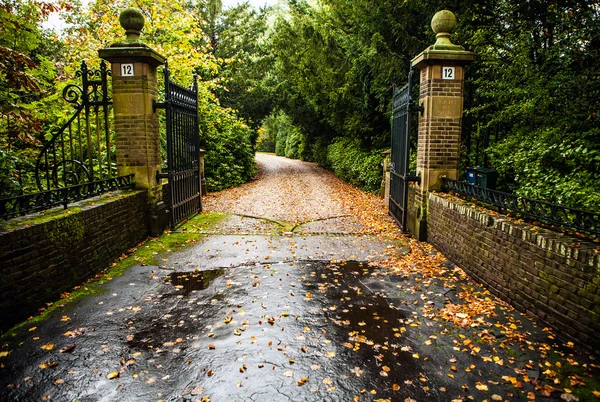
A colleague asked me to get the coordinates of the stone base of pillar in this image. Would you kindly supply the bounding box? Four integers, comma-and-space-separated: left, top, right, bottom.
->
149, 201, 169, 236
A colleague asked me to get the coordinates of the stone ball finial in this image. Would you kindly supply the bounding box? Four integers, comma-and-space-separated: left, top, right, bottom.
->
431, 10, 456, 35
119, 8, 145, 43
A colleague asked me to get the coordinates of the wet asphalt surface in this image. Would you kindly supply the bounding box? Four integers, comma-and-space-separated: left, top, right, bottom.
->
1, 155, 597, 401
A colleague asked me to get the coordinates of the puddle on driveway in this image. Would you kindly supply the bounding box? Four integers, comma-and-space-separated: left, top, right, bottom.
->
167, 269, 225, 294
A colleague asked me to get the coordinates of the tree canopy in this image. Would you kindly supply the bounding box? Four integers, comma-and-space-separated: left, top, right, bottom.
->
1, 0, 598, 209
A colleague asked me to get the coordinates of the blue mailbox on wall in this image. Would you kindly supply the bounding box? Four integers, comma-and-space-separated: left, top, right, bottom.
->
466, 167, 497, 189
466, 167, 477, 185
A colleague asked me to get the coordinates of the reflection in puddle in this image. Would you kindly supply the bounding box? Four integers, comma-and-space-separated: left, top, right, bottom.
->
168, 269, 225, 294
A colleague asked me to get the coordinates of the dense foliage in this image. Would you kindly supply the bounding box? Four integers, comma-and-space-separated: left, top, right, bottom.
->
255, 0, 599, 206
0, 0, 259, 196
326, 137, 383, 193
0, 0, 66, 197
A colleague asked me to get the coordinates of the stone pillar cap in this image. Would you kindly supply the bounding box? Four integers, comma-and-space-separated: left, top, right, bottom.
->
411, 9, 475, 69
98, 8, 166, 67
120, 8, 145, 44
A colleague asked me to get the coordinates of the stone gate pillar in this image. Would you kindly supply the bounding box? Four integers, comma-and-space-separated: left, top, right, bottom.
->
98, 8, 168, 235
409, 10, 475, 240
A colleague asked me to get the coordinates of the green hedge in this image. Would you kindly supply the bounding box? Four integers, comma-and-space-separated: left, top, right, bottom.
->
326, 137, 383, 193
262, 110, 306, 160
199, 88, 257, 192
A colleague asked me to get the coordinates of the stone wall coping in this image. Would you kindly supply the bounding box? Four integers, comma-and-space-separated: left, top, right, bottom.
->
0, 190, 146, 234
429, 192, 600, 270
411, 50, 476, 68
98, 47, 166, 67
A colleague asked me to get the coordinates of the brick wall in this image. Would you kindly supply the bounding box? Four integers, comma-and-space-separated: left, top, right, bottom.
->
427, 193, 600, 349
112, 69, 161, 170
0, 191, 149, 332
416, 67, 464, 175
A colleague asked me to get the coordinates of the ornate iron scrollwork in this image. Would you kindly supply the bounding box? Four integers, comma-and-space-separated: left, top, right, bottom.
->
35, 60, 113, 192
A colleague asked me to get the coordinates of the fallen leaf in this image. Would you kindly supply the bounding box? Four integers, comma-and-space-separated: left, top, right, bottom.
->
39, 361, 59, 369
476, 383, 489, 391
40, 343, 54, 351
107, 372, 119, 379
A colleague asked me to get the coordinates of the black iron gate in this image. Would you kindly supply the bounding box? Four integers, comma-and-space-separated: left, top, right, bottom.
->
389, 70, 421, 231
155, 65, 201, 228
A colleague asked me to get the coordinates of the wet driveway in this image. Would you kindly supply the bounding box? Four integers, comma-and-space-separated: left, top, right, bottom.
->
0, 238, 562, 401
2, 155, 597, 401
0, 254, 472, 401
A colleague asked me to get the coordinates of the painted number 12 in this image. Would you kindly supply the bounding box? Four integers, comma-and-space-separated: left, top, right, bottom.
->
121, 64, 134, 77
442, 67, 455, 80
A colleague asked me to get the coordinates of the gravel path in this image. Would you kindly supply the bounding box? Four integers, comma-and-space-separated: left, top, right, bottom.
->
203, 153, 385, 234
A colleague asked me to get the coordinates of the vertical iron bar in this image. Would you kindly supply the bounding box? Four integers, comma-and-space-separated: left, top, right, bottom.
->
401, 69, 414, 232
164, 64, 175, 228
82, 61, 94, 181
475, 123, 481, 167
102, 61, 112, 178
96, 94, 102, 179
60, 129, 66, 187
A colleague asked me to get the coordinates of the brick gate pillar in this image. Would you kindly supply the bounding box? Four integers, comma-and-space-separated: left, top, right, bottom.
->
408, 10, 475, 240
98, 8, 168, 235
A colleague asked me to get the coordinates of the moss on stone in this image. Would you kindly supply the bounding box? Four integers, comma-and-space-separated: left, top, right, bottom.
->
0, 190, 143, 232
45, 211, 86, 245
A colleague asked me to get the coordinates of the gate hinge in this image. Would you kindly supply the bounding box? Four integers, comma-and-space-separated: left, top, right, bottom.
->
153, 100, 167, 112
407, 175, 421, 184
410, 103, 424, 114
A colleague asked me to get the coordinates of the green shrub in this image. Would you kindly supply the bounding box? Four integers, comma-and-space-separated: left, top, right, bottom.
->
261, 110, 305, 160
256, 127, 276, 153
284, 127, 305, 159
199, 88, 257, 192
310, 137, 329, 167
326, 137, 383, 193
